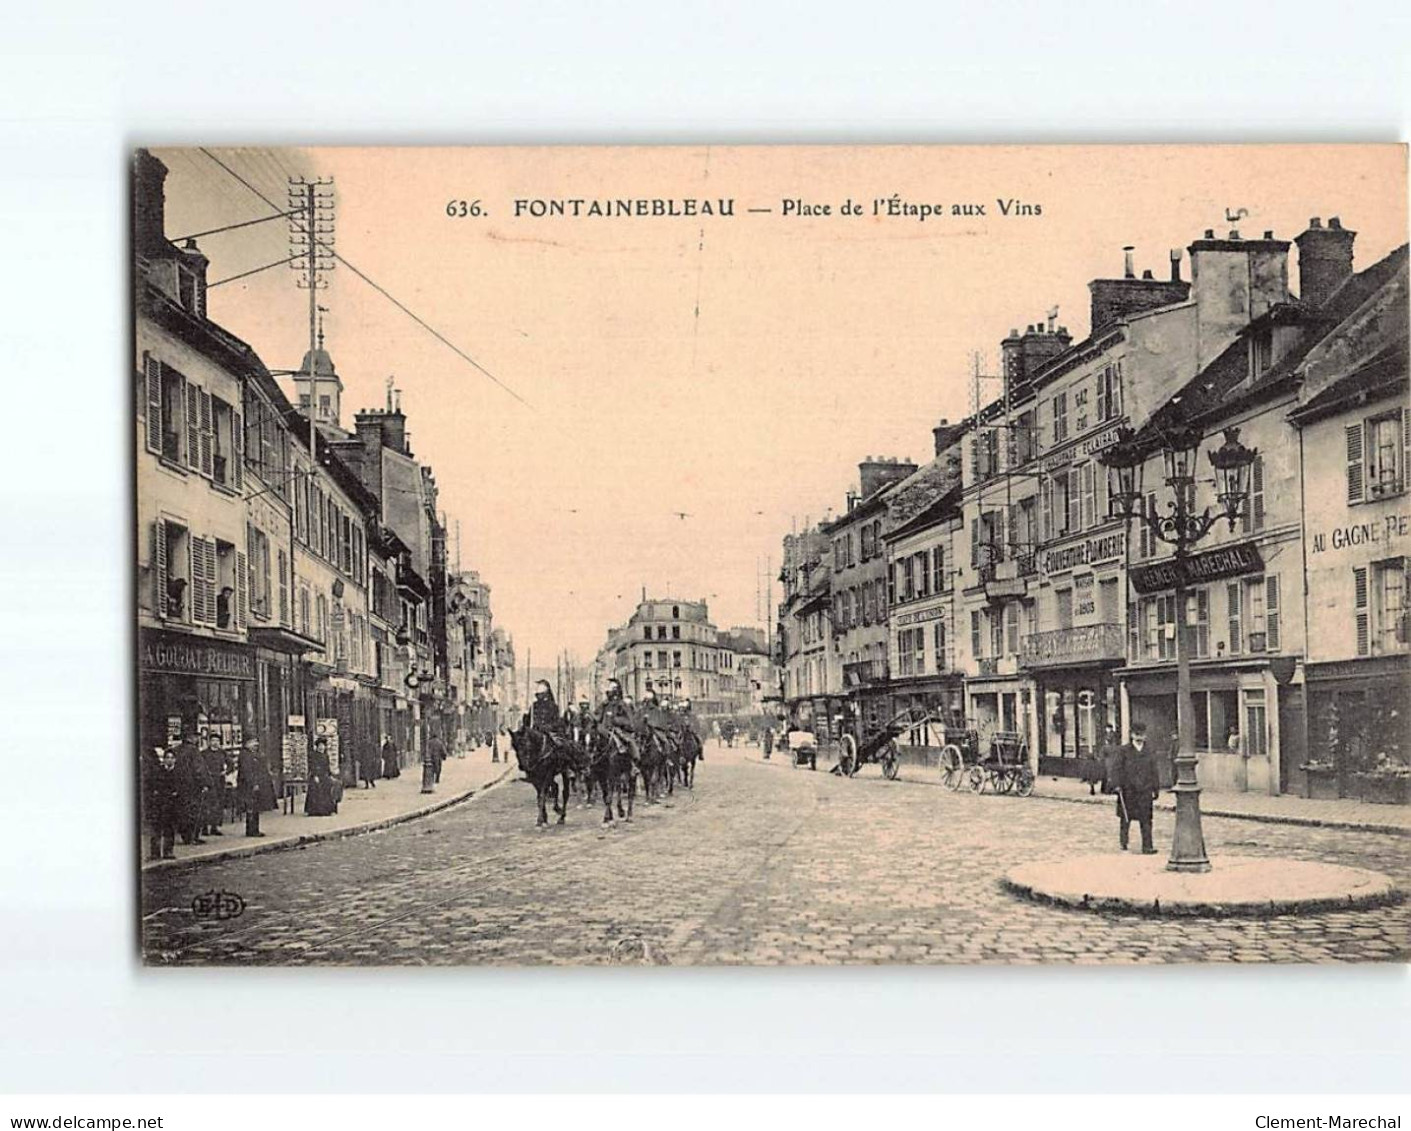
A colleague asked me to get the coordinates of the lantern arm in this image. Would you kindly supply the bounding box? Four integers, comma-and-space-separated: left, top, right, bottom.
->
1149, 499, 1220, 549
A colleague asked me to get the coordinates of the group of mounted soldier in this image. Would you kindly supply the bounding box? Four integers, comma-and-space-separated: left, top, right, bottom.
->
509, 677, 704, 827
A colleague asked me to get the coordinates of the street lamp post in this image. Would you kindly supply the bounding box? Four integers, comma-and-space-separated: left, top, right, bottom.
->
1100, 423, 1258, 873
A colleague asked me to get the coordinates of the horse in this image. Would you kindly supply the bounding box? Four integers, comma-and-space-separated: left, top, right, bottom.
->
509, 720, 578, 827
584, 718, 637, 824
677, 726, 702, 789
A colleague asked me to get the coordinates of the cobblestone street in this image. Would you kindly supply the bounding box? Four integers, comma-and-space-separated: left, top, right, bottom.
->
141, 743, 1411, 966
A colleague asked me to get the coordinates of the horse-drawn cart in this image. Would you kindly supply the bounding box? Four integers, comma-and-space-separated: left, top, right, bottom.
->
939, 726, 1034, 795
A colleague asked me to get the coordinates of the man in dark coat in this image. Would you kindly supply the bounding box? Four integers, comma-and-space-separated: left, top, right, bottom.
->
381, 736, 400, 779
357, 737, 380, 789
172, 734, 206, 845
236, 737, 267, 838
200, 735, 226, 837
1115, 722, 1160, 853
427, 730, 448, 785
142, 747, 179, 860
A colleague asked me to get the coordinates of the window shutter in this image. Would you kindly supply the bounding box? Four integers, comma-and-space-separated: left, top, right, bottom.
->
143, 354, 162, 455
278, 549, 290, 627
152, 519, 167, 619
970, 519, 979, 567
1040, 479, 1052, 542
1403, 406, 1410, 491
1252, 456, 1265, 531
231, 410, 244, 491
1346, 422, 1365, 504
235, 550, 248, 630
1353, 566, 1369, 656
189, 536, 206, 624
1227, 581, 1242, 654
1006, 506, 1019, 559
1067, 468, 1082, 533
1082, 463, 1096, 529
184, 383, 200, 470
1266, 575, 1281, 650
198, 389, 213, 477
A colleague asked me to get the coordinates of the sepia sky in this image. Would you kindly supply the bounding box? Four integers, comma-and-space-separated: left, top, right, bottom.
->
150, 145, 1407, 667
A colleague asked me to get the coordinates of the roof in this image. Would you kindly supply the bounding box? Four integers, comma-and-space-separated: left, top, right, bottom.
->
1289, 342, 1408, 425
885, 482, 963, 543
1141, 243, 1409, 441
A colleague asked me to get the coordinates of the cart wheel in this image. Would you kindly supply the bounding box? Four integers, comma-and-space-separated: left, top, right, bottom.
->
1015, 767, 1035, 797
838, 735, 856, 778
966, 765, 987, 793
881, 742, 900, 781
940, 745, 965, 790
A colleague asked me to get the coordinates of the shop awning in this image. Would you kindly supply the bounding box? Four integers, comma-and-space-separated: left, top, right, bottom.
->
246, 626, 322, 656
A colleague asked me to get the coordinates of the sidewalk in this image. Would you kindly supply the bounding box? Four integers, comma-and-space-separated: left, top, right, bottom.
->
143, 744, 515, 872
1034, 775, 1411, 836
740, 746, 1411, 835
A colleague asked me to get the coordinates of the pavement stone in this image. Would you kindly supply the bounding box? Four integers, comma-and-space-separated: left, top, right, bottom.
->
140, 740, 1411, 966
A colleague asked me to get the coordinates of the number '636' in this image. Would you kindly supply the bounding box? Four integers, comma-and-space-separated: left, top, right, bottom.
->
445, 199, 483, 218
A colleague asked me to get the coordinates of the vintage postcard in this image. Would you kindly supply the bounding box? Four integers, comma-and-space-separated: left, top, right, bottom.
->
134, 144, 1410, 965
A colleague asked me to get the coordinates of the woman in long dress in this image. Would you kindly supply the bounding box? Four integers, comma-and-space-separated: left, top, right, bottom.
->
304, 737, 339, 817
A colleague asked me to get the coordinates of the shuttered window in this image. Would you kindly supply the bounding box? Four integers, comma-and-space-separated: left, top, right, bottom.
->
184, 384, 201, 472
1244, 455, 1265, 532
1067, 468, 1082, 534
1266, 575, 1281, 651
152, 519, 167, 619
277, 549, 290, 627
932, 545, 945, 593
1346, 422, 1365, 504
235, 550, 248, 629
198, 389, 214, 477
143, 353, 163, 455
1226, 582, 1242, 656
1081, 462, 1096, 529
1354, 566, 1369, 656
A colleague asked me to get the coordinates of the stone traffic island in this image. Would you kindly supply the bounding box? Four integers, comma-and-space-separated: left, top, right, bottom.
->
1003, 854, 1402, 918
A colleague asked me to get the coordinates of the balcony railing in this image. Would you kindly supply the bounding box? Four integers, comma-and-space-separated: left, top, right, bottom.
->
843, 659, 889, 688
1020, 622, 1126, 669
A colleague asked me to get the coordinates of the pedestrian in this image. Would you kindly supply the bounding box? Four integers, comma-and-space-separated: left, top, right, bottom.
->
358, 737, 380, 789
1115, 722, 1160, 854
172, 733, 205, 845
142, 746, 179, 860
236, 737, 267, 838
381, 735, 400, 779
428, 730, 448, 784
304, 736, 339, 817
763, 726, 774, 759
1090, 725, 1119, 796
200, 733, 226, 837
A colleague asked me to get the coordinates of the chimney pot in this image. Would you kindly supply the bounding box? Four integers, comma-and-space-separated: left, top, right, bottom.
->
1141, 269, 1154, 280
1169, 248, 1182, 282
1309, 217, 1322, 228
1204, 229, 1215, 239
1329, 217, 1342, 230
1264, 230, 1274, 239
1229, 229, 1241, 240
1122, 246, 1135, 278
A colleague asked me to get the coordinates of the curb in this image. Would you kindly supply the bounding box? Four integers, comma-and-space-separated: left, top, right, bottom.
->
742, 752, 1410, 837
142, 763, 517, 874
1030, 787, 1411, 839
1000, 874, 1407, 920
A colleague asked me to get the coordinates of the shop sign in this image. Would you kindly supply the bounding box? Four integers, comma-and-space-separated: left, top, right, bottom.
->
281, 729, 308, 783
140, 629, 254, 681
1038, 424, 1125, 474
1129, 541, 1263, 594
1309, 512, 1410, 555
1043, 531, 1125, 574
895, 606, 946, 627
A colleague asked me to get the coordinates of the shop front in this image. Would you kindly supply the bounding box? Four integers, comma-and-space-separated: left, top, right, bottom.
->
138, 627, 256, 812
965, 672, 1037, 771
1303, 655, 1411, 803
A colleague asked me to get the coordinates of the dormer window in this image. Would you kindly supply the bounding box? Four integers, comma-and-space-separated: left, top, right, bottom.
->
176, 263, 205, 318
1251, 329, 1273, 376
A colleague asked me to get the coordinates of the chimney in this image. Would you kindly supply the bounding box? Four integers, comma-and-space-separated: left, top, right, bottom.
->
1187, 227, 1291, 369
1294, 216, 1356, 308
859, 457, 919, 499
131, 149, 168, 256
177, 238, 209, 317
1169, 249, 1182, 282
1122, 246, 1136, 279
